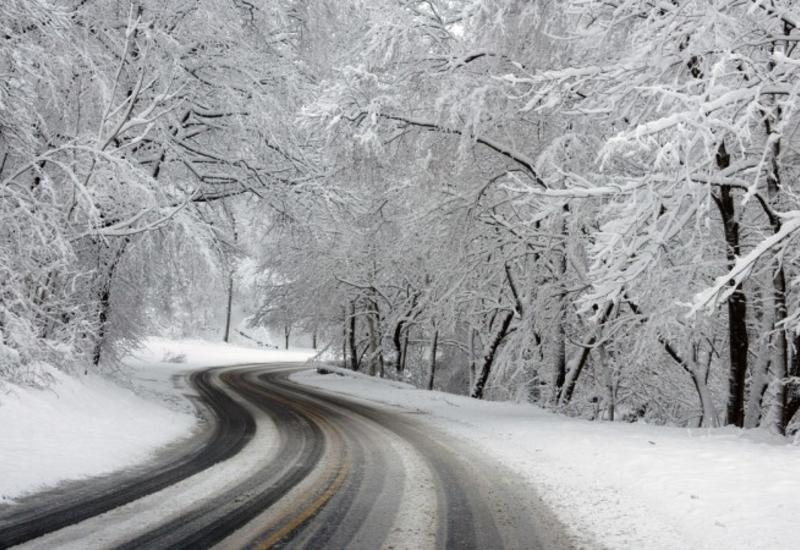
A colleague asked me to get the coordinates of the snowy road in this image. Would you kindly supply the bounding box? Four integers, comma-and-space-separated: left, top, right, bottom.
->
0, 364, 566, 549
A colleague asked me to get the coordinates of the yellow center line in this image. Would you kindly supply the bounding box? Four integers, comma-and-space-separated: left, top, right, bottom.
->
253, 459, 350, 550
240, 383, 350, 550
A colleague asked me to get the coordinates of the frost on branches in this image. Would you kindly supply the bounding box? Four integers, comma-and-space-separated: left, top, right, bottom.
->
4, 0, 800, 436
0, 0, 306, 382
256, 0, 800, 435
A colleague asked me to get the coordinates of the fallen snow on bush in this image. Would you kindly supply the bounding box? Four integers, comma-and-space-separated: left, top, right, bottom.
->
293, 367, 799, 550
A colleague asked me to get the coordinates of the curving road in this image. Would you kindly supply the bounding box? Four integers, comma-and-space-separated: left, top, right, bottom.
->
0, 364, 570, 550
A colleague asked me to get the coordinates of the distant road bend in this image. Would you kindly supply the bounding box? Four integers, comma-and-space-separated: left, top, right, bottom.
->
0, 364, 569, 549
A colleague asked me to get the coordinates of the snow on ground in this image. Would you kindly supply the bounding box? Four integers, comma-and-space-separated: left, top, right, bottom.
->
130, 336, 317, 368
0, 364, 195, 503
0, 337, 314, 503
293, 366, 799, 550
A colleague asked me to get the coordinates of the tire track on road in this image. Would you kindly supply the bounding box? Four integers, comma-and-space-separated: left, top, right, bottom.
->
0, 369, 254, 549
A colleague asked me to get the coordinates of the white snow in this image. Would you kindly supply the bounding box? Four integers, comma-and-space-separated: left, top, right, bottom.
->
131, 336, 317, 367
293, 366, 800, 550
0, 337, 315, 503
0, 364, 195, 503
5, 337, 794, 549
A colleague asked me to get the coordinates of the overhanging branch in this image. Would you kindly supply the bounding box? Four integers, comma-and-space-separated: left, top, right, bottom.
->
376, 112, 548, 189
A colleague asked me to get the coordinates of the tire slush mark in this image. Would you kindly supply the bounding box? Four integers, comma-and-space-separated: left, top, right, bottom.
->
117, 369, 331, 550
268, 374, 500, 550
253, 371, 422, 548
259, 374, 414, 549
250, 460, 349, 549
242, 380, 352, 550
0, 369, 255, 549
243, 372, 370, 549
253, 372, 398, 550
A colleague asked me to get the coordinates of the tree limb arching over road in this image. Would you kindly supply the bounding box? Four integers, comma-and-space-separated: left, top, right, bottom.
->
0, 364, 568, 550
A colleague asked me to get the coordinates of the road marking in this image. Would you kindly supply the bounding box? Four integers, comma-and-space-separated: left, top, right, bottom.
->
252, 455, 350, 549
240, 386, 351, 550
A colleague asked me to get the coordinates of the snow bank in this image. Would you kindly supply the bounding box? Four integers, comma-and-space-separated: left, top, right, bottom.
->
131, 337, 317, 367
0, 365, 195, 502
0, 337, 314, 503
293, 367, 799, 550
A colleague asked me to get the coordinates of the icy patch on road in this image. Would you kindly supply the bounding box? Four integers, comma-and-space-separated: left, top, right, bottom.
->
293, 367, 800, 550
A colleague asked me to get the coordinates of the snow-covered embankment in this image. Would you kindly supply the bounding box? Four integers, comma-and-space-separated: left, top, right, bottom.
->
293, 367, 799, 550
0, 338, 314, 502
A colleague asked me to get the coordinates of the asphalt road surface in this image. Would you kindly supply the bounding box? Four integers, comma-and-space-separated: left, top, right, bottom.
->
0, 364, 570, 549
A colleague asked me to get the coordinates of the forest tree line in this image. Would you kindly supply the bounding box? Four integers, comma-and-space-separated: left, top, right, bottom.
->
3, 0, 800, 434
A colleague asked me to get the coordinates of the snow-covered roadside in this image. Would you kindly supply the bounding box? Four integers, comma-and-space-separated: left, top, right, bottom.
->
130, 337, 316, 368
292, 367, 799, 550
0, 364, 195, 503
0, 337, 314, 503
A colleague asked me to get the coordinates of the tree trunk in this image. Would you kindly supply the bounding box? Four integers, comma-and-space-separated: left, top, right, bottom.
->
762, 265, 789, 434
760, 112, 790, 434
745, 331, 771, 428
393, 320, 406, 373
626, 298, 719, 426
366, 298, 384, 377
559, 301, 615, 407
91, 240, 128, 370
552, 314, 567, 403
342, 307, 348, 368
786, 334, 800, 428
715, 144, 749, 427
596, 345, 616, 421
401, 330, 409, 374
222, 274, 233, 343
222, 205, 237, 344
348, 301, 359, 371
427, 327, 438, 391
91, 280, 113, 371
694, 374, 718, 428
471, 311, 514, 399
689, 345, 719, 428
284, 324, 291, 350
551, 212, 568, 403
468, 328, 478, 392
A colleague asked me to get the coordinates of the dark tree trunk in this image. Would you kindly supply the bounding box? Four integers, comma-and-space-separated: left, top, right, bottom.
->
559, 301, 615, 406
401, 330, 409, 373
392, 295, 419, 373
785, 396, 800, 428
91, 240, 128, 370
365, 297, 384, 377
784, 335, 800, 428
91, 281, 113, 371
427, 328, 438, 391
223, 274, 233, 343
348, 301, 359, 371
222, 205, 237, 344
284, 324, 291, 350
551, 211, 568, 403
393, 320, 406, 373
471, 311, 514, 399
559, 346, 588, 406
715, 143, 749, 427
766, 266, 789, 433
760, 110, 790, 434
342, 308, 348, 368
